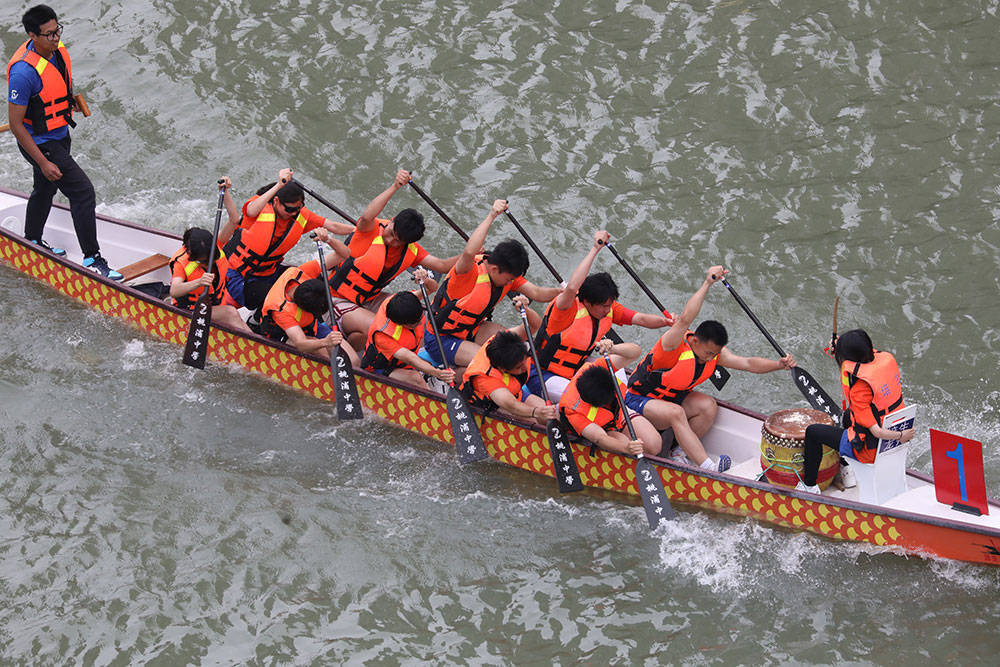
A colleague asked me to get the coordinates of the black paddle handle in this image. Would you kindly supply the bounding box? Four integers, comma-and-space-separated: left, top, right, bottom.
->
720, 278, 787, 358
603, 353, 641, 448
416, 278, 453, 375
291, 178, 357, 226
205, 180, 226, 272
516, 303, 553, 405
604, 241, 669, 315
312, 234, 345, 348
408, 180, 470, 241
505, 209, 564, 284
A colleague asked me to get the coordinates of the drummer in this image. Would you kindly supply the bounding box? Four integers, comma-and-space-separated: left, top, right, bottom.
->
797, 329, 915, 493
624, 265, 795, 472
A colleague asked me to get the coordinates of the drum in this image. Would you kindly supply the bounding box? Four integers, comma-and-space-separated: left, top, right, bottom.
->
760, 408, 839, 489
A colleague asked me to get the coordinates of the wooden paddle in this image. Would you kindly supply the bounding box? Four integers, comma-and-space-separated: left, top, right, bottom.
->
182, 180, 227, 369
603, 352, 676, 527
312, 235, 364, 420
416, 277, 489, 463
290, 178, 357, 226
515, 302, 584, 493
720, 278, 842, 419
407, 180, 471, 241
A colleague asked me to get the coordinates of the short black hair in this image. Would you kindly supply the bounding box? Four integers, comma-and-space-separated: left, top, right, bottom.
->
835, 328, 875, 365
579, 272, 619, 305
392, 208, 425, 244
22, 5, 57, 35
385, 291, 423, 326
182, 227, 214, 264
275, 181, 305, 206
485, 330, 528, 372
694, 320, 728, 347
293, 278, 330, 318
488, 239, 529, 277
576, 364, 618, 409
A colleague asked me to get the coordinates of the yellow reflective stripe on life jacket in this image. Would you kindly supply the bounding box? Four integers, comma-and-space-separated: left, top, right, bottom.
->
586, 405, 599, 421
183, 260, 199, 278
33, 58, 48, 76
679, 350, 695, 362
258, 212, 275, 223
296, 212, 307, 229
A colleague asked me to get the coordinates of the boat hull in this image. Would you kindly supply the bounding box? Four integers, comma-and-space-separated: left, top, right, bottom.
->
2, 189, 998, 567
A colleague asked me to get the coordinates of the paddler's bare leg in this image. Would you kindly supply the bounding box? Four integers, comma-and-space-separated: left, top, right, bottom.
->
681, 391, 718, 438
638, 399, 712, 465
212, 304, 253, 335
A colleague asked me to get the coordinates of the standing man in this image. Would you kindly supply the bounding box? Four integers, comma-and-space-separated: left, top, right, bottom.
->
7, 5, 121, 280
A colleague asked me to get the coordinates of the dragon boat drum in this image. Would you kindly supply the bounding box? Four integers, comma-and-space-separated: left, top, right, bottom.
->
760, 408, 839, 489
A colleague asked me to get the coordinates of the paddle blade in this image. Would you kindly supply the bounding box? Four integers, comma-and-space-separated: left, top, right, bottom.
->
181, 297, 212, 369
791, 367, 842, 419
635, 457, 675, 528
447, 387, 489, 463
331, 347, 363, 420
546, 419, 584, 493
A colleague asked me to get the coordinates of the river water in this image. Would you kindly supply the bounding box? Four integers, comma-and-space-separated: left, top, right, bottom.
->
2, 0, 999, 663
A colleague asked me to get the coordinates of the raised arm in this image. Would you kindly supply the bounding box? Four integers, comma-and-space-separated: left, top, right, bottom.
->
454, 199, 507, 276
356, 168, 411, 233
718, 347, 796, 373
246, 167, 293, 218
553, 230, 609, 311
218, 176, 240, 246
657, 265, 727, 351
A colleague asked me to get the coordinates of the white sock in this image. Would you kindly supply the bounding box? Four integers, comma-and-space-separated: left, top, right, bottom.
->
699, 456, 716, 470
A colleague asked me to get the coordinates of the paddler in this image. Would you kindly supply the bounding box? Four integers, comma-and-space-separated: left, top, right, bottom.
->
327, 168, 462, 350
557, 344, 662, 457
797, 329, 915, 493
624, 265, 796, 472
359, 268, 455, 391
225, 167, 355, 316
423, 199, 561, 379
526, 229, 674, 402
168, 179, 252, 335
258, 243, 360, 365
458, 302, 557, 426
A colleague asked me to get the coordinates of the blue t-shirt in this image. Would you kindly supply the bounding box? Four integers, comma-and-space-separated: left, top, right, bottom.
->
7, 40, 70, 144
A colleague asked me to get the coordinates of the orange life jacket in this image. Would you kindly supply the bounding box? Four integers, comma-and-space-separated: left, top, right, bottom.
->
260, 264, 321, 339
169, 246, 230, 310
459, 335, 529, 409
330, 230, 421, 306
534, 300, 614, 378
558, 359, 627, 436
361, 297, 425, 373
626, 333, 718, 401
7, 40, 74, 133
841, 350, 904, 463
431, 256, 510, 340
229, 197, 311, 278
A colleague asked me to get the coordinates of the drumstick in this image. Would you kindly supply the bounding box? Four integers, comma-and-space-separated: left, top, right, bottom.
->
1, 93, 91, 133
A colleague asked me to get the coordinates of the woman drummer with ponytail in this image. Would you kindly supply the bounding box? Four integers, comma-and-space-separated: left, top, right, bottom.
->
798, 329, 916, 493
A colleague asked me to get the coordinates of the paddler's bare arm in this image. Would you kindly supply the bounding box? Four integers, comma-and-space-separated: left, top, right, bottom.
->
554, 230, 610, 311
454, 199, 507, 276
8, 102, 62, 181
516, 281, 561, 304
356, 168, 410, 233
717, 347, 796, 373
658, 265, 727, 350
246, 168, 294, 218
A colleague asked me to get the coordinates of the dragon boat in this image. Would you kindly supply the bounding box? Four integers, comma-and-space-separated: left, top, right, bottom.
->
2, 186, 998, 567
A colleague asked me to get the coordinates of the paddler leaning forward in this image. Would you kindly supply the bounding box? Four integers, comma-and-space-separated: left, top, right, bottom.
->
623, 265, 796, 473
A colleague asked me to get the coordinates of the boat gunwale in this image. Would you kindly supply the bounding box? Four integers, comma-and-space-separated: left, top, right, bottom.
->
2, 187, 999, 545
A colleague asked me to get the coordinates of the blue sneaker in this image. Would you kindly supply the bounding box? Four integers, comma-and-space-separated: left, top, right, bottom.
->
717, 454, 732, 473
30, 238, 66, 256
83, 253, 124, 281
